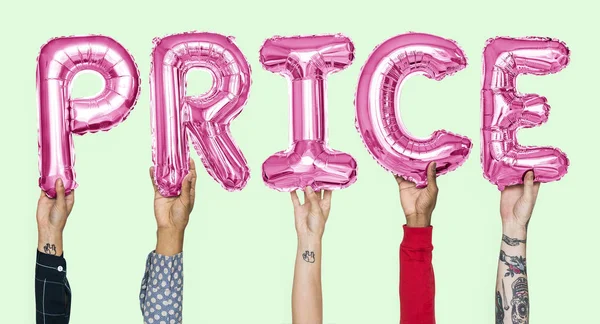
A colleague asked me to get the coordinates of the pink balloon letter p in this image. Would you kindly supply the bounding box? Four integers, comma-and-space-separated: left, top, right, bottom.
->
260, 35, 357, 191
37, 35, 140, 197
481, 37, 570, 190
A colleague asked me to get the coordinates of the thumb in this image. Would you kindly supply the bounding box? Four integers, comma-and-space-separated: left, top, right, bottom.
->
522, 171, 535, 202
55, 178, 66, 207
180, 172, 193, 206
426, 162, 438, 194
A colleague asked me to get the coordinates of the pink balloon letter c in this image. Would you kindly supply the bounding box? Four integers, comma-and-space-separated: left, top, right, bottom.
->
355, 33, 472, 188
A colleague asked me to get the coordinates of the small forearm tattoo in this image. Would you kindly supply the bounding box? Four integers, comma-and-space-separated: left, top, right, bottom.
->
511, 277, 529, 324
502, 279, 510, 311
495, 291, 505, 324
302, 250, 315, 263
499, 250, 527, 277
43, 243, 57, 255
503, 235, 526, 246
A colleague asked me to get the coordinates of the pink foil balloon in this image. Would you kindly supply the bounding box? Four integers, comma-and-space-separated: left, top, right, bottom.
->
481, 37, 570, 190
37, 35, 140, 197
260, 35, 357, 192
150, 32, 251, 196
355, 33, 473, 188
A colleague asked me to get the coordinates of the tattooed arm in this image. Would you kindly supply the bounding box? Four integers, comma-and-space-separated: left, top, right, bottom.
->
290, 187, 332, 324
496, 171, 540, 324
35, 179, 74, 324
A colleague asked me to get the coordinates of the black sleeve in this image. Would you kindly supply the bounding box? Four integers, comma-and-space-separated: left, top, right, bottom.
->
35, 250, 71, 324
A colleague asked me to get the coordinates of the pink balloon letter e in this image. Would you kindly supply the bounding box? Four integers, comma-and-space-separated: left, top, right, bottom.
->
481, 37, 570, 190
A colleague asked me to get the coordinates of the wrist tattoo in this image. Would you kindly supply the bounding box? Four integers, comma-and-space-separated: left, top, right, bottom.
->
43, 243, 57, 255
499, 250, 527, 277
503, 235, 526, 246
511, 277, 529, 324
302, 250, 315, 263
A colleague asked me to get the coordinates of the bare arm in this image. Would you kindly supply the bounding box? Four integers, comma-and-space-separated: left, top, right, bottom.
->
291, 187, 332, 324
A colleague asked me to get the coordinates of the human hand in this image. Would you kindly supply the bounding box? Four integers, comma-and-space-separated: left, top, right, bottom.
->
150, 159, 197, 255
36, 179, 74, 255
500, 171, 540, 235
395, 162, 438, 227
290, 187, 332, 242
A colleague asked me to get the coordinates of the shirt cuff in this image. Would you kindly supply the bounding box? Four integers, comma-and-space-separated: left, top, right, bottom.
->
35, 250, 67, 281
401, 225, 433, 250
146, 251, 183, 288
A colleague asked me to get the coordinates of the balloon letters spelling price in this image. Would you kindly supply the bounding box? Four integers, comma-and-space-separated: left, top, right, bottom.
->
481, 37, 570, 190
36, 33, 571, 195
37, 35, 140, 197
150, 32, 251, 197
355, 33, 473, 188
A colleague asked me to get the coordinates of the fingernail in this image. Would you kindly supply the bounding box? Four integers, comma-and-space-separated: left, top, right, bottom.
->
432, 162, 437, 169
305, 186, 313, 193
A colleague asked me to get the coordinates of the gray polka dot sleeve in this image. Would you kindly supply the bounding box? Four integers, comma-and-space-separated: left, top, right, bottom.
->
139, 251, 183, 324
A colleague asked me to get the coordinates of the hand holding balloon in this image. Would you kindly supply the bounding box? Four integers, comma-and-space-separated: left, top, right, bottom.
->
149, 159, 197, 256
500, 171, 540, 235
290, 187, 332, 241
37, 179, 75, 256
395, 162, 438, 227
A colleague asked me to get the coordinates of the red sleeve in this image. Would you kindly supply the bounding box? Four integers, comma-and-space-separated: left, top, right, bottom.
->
399, 225, 435, 324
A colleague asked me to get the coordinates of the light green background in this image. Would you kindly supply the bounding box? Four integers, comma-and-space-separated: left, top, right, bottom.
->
1, 0, 598, 322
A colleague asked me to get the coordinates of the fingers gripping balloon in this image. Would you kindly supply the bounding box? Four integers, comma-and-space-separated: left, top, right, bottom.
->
355, 33, 473, 188
150, 32, 251, 196
259, 34, 358, 192
37, 35, 140, 198
481, 37, 570, 190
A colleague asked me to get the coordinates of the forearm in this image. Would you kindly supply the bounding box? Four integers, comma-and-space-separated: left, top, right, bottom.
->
35, 251, 71, 324
496, 224, 529, 324
38, 228, 63, 256
140, 251, 184, 324
292, 238, 323, 324
399, 225, 435, 324
156, 228, 184, 256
